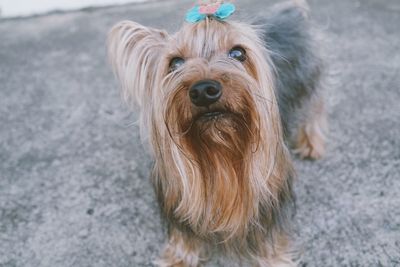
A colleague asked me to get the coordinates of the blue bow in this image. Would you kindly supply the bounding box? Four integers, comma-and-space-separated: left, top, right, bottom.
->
185, 3, 236, 23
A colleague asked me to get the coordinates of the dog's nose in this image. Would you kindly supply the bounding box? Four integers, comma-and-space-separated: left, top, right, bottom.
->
189, 80, 222, 107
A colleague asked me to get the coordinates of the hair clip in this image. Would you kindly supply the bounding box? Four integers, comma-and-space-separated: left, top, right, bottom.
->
186, 1, 236, 23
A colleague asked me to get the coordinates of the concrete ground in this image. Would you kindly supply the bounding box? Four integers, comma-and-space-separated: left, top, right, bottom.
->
0, 0, 399, 266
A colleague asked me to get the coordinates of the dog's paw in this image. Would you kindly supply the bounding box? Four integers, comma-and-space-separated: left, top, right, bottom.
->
294, 121, 326, 160
295, 134, 325, 160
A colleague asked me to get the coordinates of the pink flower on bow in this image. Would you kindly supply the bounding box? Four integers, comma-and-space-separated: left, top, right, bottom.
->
198, 1, 222, 15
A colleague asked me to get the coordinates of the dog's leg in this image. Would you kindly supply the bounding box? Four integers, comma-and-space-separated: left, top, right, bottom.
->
156, 228, 205, 267
293, 93, 327, 160
253, 235, 298, 267
256, 257, 297, 267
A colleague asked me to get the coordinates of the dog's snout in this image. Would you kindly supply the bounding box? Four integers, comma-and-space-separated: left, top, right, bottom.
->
189, 80, 222, 107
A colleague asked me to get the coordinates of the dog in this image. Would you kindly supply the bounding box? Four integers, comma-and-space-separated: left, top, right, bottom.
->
108, 0, 326, 266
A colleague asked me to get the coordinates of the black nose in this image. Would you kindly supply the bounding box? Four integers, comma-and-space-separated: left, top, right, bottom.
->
189, 80, 222, 107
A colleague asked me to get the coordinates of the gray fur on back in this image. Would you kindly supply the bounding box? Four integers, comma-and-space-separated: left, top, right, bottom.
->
256, 2, 324, 140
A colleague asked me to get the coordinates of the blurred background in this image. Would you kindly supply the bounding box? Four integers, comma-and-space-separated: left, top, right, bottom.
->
0, 0, 147, 18
0, 0, 399, 267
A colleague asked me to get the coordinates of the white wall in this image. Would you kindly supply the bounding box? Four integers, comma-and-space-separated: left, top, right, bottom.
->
0, 0, 146, 18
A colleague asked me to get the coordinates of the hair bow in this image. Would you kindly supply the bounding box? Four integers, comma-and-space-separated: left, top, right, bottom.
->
186, 1, 236, 23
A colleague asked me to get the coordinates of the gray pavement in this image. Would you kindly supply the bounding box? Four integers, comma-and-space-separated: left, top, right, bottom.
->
0, 0, 399, 266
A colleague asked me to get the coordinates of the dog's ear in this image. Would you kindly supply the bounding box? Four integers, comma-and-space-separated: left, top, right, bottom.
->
108, 21, 169, 107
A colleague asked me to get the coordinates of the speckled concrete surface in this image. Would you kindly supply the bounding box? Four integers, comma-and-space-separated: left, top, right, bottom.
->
0, 0, 399, 266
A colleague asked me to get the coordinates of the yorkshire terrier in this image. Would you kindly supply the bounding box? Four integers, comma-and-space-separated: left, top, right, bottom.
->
108, 0, 326, 266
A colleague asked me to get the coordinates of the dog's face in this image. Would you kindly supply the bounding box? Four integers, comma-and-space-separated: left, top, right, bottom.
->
164, 20, 277, 164
109, 18, 292, 238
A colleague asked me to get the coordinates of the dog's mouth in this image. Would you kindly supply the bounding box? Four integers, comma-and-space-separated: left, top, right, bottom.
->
201, 111, 225, 118
179, 108, 245, 134
195, 110, 228, 122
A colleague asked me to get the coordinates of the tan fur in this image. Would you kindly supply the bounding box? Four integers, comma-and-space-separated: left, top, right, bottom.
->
156, 229, 206, 267
109, 15, 296, 267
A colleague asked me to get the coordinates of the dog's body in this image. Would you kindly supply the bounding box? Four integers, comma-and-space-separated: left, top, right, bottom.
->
265, 2, 326, 160
108, 1, 326, 266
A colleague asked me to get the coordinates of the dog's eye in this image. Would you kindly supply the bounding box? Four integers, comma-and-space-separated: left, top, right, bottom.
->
228, 46, 246, 62
169, 57, 185, 72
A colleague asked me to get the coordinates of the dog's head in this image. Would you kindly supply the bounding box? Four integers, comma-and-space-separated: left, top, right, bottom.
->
108, 16, 293, 239
108, 17, 280, 156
